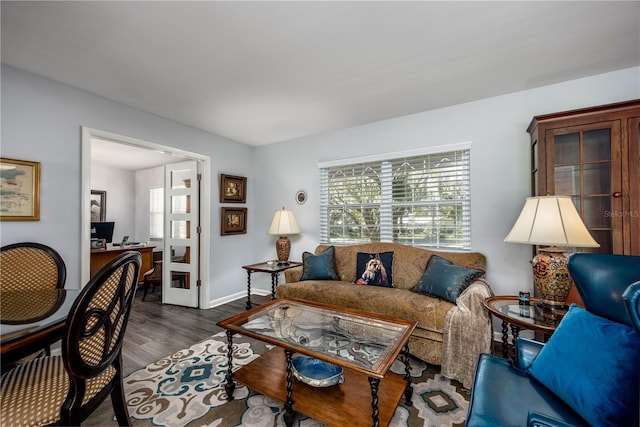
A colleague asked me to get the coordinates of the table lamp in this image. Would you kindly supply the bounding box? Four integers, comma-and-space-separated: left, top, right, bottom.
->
268, 208, 301, 264
504, 195, 599, 308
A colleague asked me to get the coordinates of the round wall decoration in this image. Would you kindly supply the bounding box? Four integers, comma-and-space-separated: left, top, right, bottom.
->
296, 190, 307, 204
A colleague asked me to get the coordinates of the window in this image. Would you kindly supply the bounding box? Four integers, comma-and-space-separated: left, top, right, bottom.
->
149, 188, 164, 239
319, 144, 471, 250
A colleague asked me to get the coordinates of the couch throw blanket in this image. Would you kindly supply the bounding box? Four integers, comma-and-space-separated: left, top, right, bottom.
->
441, 278, 494, 389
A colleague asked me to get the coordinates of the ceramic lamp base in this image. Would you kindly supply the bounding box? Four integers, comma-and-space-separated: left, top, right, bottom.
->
275, 235, 291, 263
532, 246, 572, 308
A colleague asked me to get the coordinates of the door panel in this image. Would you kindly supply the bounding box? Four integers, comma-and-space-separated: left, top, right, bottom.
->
163, 161, 199, 307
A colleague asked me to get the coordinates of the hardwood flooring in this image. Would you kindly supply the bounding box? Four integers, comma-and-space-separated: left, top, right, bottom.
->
85, 291, 270, 426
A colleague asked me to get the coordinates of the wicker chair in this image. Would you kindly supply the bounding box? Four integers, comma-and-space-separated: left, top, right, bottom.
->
0, 242, 66, 291
0, 251, 141, 426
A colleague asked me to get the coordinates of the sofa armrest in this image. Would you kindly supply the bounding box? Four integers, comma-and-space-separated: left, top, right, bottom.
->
284, 266, 303, 283
527, 411, 578, 427
516, 337, 544, 370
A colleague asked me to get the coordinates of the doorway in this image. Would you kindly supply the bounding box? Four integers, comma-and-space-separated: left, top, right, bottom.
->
80, 127, 211, 308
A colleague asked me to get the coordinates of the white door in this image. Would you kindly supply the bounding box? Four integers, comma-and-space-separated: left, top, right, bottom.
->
163, 161, 200, 307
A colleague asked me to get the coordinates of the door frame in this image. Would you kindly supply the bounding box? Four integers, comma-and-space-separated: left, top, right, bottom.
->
80, 127, 211, 308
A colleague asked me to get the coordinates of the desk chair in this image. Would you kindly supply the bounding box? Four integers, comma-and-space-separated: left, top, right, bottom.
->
0, 251, 141, 426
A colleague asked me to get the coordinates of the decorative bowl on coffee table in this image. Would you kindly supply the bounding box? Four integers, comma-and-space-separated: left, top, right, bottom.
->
291, 355, 344, 387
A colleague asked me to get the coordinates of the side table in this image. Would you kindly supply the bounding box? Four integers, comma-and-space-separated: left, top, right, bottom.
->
483, 296, 568, 359
242, 261, 302, 310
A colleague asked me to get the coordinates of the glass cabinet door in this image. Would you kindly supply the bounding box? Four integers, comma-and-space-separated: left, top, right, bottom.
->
546, 121, 622, 254
629, 117, 640, 255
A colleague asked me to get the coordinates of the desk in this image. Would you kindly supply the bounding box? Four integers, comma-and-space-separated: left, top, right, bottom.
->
91, 244, 154, 282
242, 261, 302, 310
1, 289, 81, 365
483, 296, 567, 359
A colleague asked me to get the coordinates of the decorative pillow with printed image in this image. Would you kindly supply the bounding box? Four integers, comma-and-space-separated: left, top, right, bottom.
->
354, 252, 394, 288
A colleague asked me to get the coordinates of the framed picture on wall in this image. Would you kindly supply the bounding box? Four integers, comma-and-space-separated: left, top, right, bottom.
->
220, 174, 247, 203
221, 207, 247, 235
0, 157, 41, 221
90, 190, 106, 222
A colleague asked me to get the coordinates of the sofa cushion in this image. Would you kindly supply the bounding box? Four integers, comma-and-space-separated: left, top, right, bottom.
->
528, 304, 640, 427
354, 251, 393, 287
300, 246, 339, 281
411, 255, 484, 303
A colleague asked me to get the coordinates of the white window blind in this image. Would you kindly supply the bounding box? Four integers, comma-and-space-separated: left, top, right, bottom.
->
319, 146, 471, 250
149, 188, 164, 239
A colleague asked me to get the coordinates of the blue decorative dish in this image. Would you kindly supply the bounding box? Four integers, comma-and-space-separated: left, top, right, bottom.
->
291, 355, 344, 387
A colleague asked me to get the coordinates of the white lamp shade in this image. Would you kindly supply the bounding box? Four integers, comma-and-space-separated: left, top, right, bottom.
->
504, 196, 599, 247
268, 209, 301, 235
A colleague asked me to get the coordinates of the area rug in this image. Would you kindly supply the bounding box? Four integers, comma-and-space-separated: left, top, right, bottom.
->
124, 331, 469, 427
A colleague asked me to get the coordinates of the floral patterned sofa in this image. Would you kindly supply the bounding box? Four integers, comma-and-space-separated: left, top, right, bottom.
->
276, 243, 494, 388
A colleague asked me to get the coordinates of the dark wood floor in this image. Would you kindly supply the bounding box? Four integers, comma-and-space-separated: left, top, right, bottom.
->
85, 290, 270, 426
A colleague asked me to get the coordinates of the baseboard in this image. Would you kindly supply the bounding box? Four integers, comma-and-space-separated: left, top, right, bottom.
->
207, 289, 271, 309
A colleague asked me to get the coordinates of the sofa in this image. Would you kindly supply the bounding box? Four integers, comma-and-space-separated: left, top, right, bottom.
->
465, 253, 640, 427
276, 243, 494, 388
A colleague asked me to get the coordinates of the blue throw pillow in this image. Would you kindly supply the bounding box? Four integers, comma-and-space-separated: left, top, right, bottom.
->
528, 304, 640, 427
354, 252, 393, 287
300, 246, 339, 281
411, 255, 484, 303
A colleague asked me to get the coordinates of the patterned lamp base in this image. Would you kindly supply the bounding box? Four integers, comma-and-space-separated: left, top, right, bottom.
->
532, 246, 572, 308
275, 236, 291, 263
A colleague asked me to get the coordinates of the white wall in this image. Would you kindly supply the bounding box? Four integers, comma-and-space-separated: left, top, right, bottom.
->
2, 64, 638, 306
1, 65, 255, 303
91, 163, 135, 242
255, 67, 640, 297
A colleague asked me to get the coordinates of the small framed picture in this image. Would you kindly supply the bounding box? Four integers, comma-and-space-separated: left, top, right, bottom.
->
0, 157, 41, 221
90, 190, 106, 222
91, 238, 107, 250
220, 174, 247, 203
221, 207, 247, 235
296, 190, 307, 204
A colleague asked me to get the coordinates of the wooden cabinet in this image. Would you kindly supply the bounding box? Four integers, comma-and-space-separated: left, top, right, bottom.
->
528, 100, 640, 257
90, 245, 155, 282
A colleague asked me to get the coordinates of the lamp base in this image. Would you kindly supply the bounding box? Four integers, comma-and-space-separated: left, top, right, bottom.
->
532, 246, 572, 308
275, 235, 291, 263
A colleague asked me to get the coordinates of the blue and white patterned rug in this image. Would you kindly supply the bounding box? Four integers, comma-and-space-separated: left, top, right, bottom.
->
124, 332, 469, 426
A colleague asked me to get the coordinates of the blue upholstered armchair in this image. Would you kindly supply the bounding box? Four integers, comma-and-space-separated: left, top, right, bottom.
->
465, 253, 640, 427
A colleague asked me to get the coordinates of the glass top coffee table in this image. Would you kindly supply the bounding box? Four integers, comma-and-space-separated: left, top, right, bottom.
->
217, 297, 417, 427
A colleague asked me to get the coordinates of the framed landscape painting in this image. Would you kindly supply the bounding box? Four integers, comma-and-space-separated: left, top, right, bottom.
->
0, 157, 40, 221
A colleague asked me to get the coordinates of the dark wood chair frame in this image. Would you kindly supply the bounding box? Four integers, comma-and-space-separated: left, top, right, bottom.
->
60, 251, 141, 426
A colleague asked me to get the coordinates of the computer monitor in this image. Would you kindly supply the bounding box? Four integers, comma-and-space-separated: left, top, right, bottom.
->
91, 221, 115, 243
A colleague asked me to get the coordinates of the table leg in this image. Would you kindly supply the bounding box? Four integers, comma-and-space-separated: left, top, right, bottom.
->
369, 377, 381, 427
501, 321, 509, 358
510, 324, 521, 360
245, 270, 252, 310
283, 349, 295, 427
270, 272, 278, 300
224, 331, 235, 401
402, 343, 413, 406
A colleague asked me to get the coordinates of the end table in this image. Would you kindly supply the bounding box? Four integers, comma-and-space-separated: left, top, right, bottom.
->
242, 261, 302, 310
483, 296, 568, 359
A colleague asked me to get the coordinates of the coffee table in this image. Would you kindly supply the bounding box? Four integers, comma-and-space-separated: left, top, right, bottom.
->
217, 297, 417, 427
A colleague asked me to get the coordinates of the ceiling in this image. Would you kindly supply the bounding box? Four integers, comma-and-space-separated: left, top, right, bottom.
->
2, 1, 639, 148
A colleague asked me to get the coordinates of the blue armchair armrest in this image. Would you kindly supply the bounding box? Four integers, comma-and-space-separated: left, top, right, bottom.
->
528, 411, 580, 427
516, 337, 544, 370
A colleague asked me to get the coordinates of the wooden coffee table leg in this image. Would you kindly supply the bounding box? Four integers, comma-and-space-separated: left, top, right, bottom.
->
283, 349, 296, 427
224, 331, 236, 400
245, 271, 253, 310
369, 377, 380, 427
402, 343, 413, 406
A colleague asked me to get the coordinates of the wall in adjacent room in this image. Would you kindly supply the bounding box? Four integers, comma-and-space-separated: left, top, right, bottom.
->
91, 163, 135, 243
253, 67, 640, 298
